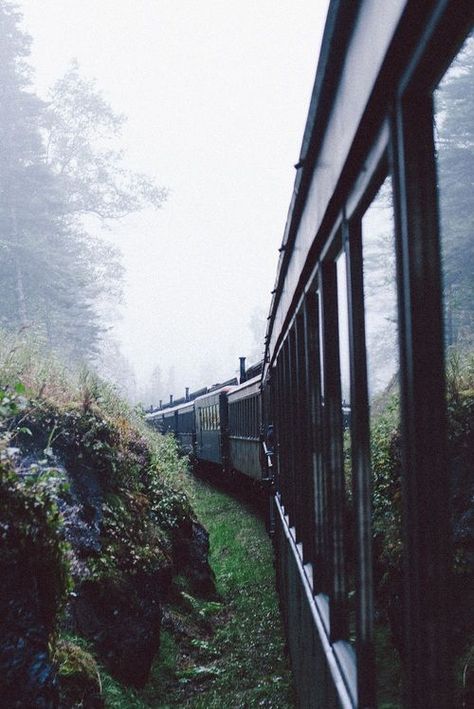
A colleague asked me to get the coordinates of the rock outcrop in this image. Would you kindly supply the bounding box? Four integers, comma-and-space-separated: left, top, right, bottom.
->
1, 394, 215, 704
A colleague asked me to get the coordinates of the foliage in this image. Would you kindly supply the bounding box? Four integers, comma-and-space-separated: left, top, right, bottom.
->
0, 1, 165, 362
0, 333, 201, 701
370, 351, 474, 703
370, 395, 402, 572
54, 634, 153, 708
54, 637, 103, 707
46, 61, 167, 221
0, 460, 72, 632
139, 474, 294, 707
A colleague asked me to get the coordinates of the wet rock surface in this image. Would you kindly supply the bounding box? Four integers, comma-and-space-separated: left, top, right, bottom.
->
1, 431, 216, 702
174, 519, 217, 598
71, 573, 166, 687
0, 589, 59, 708
0, 460, 61, 708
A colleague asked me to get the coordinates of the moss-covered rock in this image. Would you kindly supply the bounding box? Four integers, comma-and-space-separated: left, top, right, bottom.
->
55, 638, 103, 708
0, 369, 215, 702
0, 461, 71, 707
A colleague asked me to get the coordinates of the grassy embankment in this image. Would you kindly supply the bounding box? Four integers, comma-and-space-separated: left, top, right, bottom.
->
0, 331, 293, 707
138, 472, 294, 708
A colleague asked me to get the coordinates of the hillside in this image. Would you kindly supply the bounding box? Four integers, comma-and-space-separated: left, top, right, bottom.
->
0, 333, 215, 706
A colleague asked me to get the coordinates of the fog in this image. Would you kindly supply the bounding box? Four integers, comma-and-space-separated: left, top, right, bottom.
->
18, 0, 329, 403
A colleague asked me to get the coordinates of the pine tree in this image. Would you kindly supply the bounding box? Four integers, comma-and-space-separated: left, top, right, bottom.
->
0, 1, 165, 364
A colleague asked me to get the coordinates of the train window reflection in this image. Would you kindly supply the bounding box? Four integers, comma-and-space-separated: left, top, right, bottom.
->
434, 32, 473, 705
336, 249, 355, 643
361, 174, 402, 705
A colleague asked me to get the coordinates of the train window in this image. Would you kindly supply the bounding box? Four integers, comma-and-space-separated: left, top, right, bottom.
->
335, 248, 355, 643
434, 33, 473, 703
254, 396, 258, 437
361, 174, 402, 704
303, 290, 325, 593
320, 255, 349, 638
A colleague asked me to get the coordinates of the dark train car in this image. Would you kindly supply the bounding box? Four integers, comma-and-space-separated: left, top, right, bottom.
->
227, 375, 262, 481
147, 399, 194, 451
194, 385, 235, 468
161, 407, 177, 435
175, 401, 195, 454
263, 1, 473, 707
146, 408, 166, 432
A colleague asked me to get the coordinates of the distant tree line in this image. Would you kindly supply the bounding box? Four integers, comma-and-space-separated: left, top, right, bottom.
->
0, 1, 166, 363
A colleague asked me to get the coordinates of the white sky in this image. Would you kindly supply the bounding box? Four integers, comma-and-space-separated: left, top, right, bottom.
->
19, 0, 329, 397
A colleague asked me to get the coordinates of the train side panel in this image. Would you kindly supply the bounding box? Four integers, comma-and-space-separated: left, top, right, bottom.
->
175, 403, 195, 454
263, 0, 473, 706
194, 388, 232, 467
227, 376, 262, 481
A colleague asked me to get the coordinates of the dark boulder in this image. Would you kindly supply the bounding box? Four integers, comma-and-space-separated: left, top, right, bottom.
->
70, 571, 168, 687
173, 519, 217, 598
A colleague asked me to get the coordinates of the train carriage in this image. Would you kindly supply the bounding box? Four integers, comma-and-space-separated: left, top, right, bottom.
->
194, 385, 235, 468
262, 1, 473, 707
227, 375, 262, 481
146, 399, 192, 443
146, 408, 165, 432
175, 401, 195, 455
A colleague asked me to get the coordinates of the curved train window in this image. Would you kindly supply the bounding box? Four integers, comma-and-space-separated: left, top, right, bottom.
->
434, 33, 473, 702
361, 174, 402, 704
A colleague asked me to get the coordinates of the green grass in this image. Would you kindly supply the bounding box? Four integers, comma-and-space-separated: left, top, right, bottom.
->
138, 472, 294, 708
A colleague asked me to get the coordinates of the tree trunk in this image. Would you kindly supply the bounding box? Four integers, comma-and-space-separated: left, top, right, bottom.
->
10, 206, 28, 327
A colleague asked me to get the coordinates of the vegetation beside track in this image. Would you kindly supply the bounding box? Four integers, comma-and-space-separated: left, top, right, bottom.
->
138, 471, 294, 708
0, 333, 207, 706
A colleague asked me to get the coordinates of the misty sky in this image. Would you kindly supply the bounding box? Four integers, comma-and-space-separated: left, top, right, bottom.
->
19, 0, 329, 397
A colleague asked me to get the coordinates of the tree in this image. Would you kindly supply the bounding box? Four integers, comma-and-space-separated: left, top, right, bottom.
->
0, 2, 166, 364
45, 61, 167, 222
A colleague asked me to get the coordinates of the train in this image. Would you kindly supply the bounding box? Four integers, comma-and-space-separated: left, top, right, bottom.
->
147, 359, 265, 483
148, 1, 473, 706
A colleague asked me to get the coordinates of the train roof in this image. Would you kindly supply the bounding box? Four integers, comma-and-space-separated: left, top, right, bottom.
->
264, 1, 364, 372
227, 374, 261, 401
193, 383, 236, 405
242, 360, 263, 381
146, 399, 194, 420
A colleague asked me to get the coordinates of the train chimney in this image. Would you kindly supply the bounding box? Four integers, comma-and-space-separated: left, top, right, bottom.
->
170, 394, 173, 405
185, 387, 189, 401
239, 357, 246, 383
